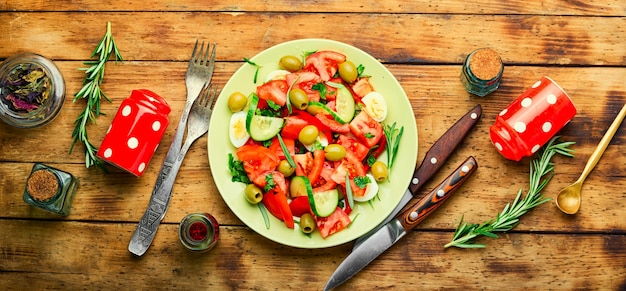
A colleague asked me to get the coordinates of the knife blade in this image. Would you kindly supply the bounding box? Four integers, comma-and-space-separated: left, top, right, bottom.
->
324, 156, 478, 291
353, 104, 482, 250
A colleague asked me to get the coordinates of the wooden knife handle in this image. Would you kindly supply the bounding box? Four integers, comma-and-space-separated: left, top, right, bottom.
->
408, 105, 482, 195
399, 156, 477, 231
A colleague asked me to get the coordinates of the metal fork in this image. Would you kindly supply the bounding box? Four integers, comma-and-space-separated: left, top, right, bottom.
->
129, 41, 216, 256
128, 84, 219, 256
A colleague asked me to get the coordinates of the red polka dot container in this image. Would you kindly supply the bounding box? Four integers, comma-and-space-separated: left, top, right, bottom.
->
97, 89, 171, 176
490, 76, 576, 161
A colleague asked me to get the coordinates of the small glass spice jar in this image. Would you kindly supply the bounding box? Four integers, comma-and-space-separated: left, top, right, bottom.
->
460, 48, 504, 97
0, 53, 66, 128
23, 163, 79, 216
178, 213, 219, 252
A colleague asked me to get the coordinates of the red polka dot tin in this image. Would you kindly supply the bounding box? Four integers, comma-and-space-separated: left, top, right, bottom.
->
490, 76, 576, 161
98, 89, 171, 176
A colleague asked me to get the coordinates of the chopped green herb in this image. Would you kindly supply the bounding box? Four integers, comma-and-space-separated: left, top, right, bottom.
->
258, 203, 270, 229
383, 122, 404, 180
366, 155, 377, 167
277, 134, 296, 169
364, 132, 375, 139
356, 64, 367, 78
228, 153, 251, 184
264, 173, 276, 192
266, 99, 281, 111
354, 176, 371, 189
312, 82, 330, 100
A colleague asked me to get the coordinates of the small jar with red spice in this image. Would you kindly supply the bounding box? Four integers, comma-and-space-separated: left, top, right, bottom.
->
178, 213, 219, 252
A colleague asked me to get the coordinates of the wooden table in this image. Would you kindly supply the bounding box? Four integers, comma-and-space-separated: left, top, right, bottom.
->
1, 1, 625, 290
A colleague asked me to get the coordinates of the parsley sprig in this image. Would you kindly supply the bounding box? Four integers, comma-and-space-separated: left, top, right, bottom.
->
70, 21, 123, 170
444, 137, 575, 249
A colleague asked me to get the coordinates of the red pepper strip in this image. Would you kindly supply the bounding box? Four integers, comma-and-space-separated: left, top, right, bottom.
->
270, 187, 295, 229
262, 192, 283, 222
308, 149, 325, 185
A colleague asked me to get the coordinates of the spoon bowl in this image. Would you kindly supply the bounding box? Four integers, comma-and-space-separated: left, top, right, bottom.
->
555, 104, 626, 214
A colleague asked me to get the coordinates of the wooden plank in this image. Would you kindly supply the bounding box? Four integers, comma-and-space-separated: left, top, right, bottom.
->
1, 0, 624, 16
0, 13, 624, 65
1, 63, 625, 232
1, 221, 625, 290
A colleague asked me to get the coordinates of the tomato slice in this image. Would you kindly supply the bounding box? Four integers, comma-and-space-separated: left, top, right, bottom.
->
262, 186, 294, 229
316, 207, 351, 238
286, 71, 323, 102
289, 196, 311, 217
236, 145, 280, 181
257, 79, 288, 106
289, 111, 333, 142
252, 171, 288, 194
337, 134, 369, 161
330, 151, 367, 198
312, 163, 337, 192
293, 150, 324, 185
351, 77, 374, 98
349, 111, 383, 147
305, 51, 347, 81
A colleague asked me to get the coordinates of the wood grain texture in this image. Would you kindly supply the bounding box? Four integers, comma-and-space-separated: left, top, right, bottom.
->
1, 3, 625, 290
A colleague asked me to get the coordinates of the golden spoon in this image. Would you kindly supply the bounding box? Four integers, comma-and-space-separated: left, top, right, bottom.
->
555, 103, 626, 214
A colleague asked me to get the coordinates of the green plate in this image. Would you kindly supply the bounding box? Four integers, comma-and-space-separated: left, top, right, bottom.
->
207, 39, 418, 248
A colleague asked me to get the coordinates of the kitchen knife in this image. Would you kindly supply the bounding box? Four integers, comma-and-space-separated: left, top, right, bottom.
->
324, 156, 478, 291
353, 104, 482, 250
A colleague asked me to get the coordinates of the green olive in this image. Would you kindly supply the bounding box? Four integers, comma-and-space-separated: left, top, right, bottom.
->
298, 125, 319, 145
228, 91, 248, 112
244, 184, 263, 204
338, 60, 358, 83
299, 213, 316, 234
279, 55, 303, 72
278, 160, 295, 177
371, 161, 388, 182
289, 88, 309, 110
324, 144, 346, 162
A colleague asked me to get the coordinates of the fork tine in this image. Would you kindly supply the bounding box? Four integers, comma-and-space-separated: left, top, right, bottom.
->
197, 41, 207, 64
207, 84, 219, 108
188, 40, 199, 67
200, 42, 210, 66
207, 43, 217, 68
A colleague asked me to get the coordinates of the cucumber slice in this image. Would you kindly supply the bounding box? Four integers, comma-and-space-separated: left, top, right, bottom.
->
308, 189, 339, 217
249, 115, 284, 141
289, 176, 312, 198
245, 93, 259, 132
334, 86, 356, 123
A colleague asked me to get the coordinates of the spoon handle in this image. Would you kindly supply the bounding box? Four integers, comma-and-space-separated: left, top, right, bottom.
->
579, 103, 626, 181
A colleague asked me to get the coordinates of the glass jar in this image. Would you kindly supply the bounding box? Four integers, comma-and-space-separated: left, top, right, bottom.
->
460, 48, 504, 97
178, 213, 219, 252
0, 52, 66, 128
23, 163, 79, 216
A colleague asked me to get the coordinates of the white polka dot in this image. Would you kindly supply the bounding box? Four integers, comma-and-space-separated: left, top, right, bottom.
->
104, 148, 113, 158
531, 144, 541, 153
106, 124, 112, 134
495, 142, 503, 151
542, 122, 552, 132
499, 109, 508, 116
430, 157, 437, 164
547, 94, 557, 104
514, 122, 527, 133
148, 97, 156, 102
532, 81, 541, 88
471, 112, 478, 119
410, 212, 418, 219
128, 137, 139, 149
437, 189, 445, 197
122, 105, 132, 117
412, 178, 419, 185
462, 166, 470, 173
138, 163, 146, 173
152, 121, 161, 131
521, 98, 533, 108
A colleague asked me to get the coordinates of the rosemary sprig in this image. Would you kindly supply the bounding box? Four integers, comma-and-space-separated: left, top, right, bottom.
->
444, 137, 575, 249
69, 21, 123, 170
